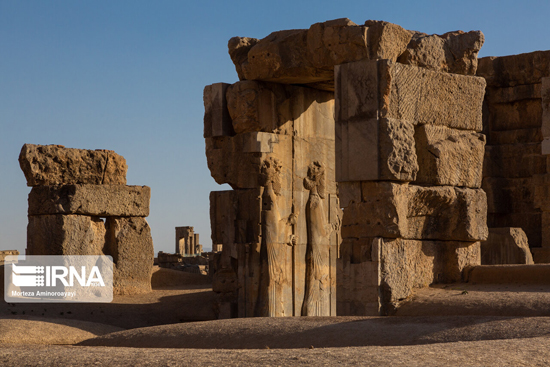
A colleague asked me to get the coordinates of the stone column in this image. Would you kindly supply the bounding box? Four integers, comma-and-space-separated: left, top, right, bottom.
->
205, 81, 340, 317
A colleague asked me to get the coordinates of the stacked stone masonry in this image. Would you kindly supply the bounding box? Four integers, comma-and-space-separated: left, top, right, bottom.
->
19, 144, 154, 295
205, 80, 342, 318
335, 58, 487, 315
207, 18, 488, 318
477, 51, 550, 263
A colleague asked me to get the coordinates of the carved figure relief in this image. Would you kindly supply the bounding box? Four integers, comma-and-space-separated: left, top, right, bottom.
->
302, 161, 332, 316
258, 157, 296, 316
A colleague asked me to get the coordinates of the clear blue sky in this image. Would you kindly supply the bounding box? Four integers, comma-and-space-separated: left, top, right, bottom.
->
1, 0, 549, 254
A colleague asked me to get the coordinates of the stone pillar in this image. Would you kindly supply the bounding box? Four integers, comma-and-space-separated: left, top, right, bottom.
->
19, 144, 154, 295
194, 233, 200, 255
205, 80, 341, 317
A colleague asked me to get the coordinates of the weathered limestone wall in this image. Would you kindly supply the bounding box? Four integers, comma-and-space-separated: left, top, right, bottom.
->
477, 51, 550, 263
19, 144, 154, 295
205, 81, 341, 318
336, 59, 487, 315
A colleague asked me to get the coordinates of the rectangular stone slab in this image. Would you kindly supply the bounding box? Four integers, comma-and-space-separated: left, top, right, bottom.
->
28, 185, 150, 217
335, 59, 486, 131
414, 125, 485, 188
203, 83, 234, 138
342, 182, 488, 241
19, 144, 127, 186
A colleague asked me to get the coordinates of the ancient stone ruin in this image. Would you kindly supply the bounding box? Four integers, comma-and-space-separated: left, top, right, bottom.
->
477, 51, 550, 263
205, 18, 493, 317
175, 226, 202, 255
19, 144, 154, 295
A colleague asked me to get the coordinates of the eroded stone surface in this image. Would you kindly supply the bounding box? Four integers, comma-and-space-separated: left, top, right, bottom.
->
379, 238, 480, 314
335, 60, 485, 131
414, 125, 485, 188
27, 215, 106, 256
19, 144, 127, 186
105, 217, 154, 295
28, 185, 150, 217
398, 30, 484, 75
342, 183, 488, 241
336, 117, 418, 182
230, 18, 483, 89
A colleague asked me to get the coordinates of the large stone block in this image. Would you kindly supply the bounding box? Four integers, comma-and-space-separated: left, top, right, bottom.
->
487, 128, 542, 146
232, 19, 411, 90
335, 60, 486, 131
482, 177, 535, 214
337, 240, 380, 316
487, 99, 542, 131
379, 237, 480, 314
488, 212, 541, 249
28, 185, 150, 217
477, 51, 550, 88
414, 125, 485, 188
342, 182, 409, 239
336, 118, 418, 182
407, 186, 488, 242
481, 227, 533, 265
483, 143, 547, 178
225, 81, 291, 135
19, 144, 127, 186
27, 215, 106, 256
105, 217, 154, 295
342, 183, 488, 241
203, 83, 234, 138
398, 30, 484, 75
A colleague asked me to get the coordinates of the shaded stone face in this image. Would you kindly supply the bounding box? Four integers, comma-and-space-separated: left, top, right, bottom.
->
478, 51, 550, 259
481, 227, 533, 265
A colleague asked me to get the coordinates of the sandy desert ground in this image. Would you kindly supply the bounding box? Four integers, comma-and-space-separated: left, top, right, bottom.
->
2, 266, 550, 366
